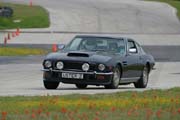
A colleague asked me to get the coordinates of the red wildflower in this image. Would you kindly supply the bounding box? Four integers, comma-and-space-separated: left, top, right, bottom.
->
37, 109, 42, 115
177, 108, 180, 114
31, 113, 36, 119
94, 117, 99, 120
61, 107, 67, 114
111, 107, 116, 112
1, 111, 7, 120
1, 111, 7, 117
156, 110, 162, 118
127, 110, 132, 116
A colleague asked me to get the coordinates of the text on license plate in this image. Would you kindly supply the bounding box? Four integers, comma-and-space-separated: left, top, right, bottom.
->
62, 73, 84, 79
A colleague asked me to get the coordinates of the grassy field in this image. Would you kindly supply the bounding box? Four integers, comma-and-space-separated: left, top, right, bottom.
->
0, 88, 180, 120
0, 2, 50, 29
147, 0, 180, 19
0, 47, 48, 56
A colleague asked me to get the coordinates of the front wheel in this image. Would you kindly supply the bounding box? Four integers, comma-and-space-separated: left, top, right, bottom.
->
134, 66, 149, 88
75, 84, 87, 89
43, 81, 59, 89
104, 67, 120, 89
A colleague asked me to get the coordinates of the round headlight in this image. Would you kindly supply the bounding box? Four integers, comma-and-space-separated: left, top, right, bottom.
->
44, 60, 52, 68
98, 64, 105, 71
82, 63, 90, 71
56, 61, 64, 70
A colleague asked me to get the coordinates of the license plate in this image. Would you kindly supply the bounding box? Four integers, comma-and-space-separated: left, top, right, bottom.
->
62, 73, 84, 79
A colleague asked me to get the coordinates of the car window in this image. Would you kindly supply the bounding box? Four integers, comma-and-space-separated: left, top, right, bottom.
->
136, 42, 146, 54
65, 37, 126, 54
135, 42, 141, 54
141, 47, 146, 54
65, 38, 82, 51
127, 40, 138, 54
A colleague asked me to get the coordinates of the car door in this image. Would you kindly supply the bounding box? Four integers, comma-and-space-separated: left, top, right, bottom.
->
134, 42, 145, 77
121, 39, 140, 79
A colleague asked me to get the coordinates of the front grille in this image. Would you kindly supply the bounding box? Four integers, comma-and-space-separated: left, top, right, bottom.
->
55, 61, 96, 71
64, 61, 83, 70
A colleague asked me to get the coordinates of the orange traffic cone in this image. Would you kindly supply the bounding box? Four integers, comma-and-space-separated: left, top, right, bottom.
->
7, 33, 11, 40
16, 28, 20, 36
4, 37, 7, 46
52, 44, 57, 52
30, 0, 32, 7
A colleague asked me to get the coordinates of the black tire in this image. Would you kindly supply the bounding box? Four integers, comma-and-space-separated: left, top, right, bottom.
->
134, 66, 149, 88
43, 81, 59, 89
43, 72, 59, 89
104, 66, 120, 89
75, 84, 87, 89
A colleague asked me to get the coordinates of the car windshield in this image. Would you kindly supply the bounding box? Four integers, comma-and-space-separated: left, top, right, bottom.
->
64, 37, 126, 54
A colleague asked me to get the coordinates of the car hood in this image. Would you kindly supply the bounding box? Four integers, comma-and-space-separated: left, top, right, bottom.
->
45, 51, 118, 63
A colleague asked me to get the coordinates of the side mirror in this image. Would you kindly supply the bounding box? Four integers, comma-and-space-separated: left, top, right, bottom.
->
58, 44, 65, 50
129, 48, 137, 53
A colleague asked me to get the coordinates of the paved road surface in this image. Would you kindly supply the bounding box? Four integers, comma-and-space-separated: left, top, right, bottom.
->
2, 0, 180, 33
1, 33, 180, 45
0, 62, 179, 96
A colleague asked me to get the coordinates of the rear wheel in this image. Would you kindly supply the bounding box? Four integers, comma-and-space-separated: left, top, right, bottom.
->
43, 81, 59, 89
134, 66, 149, 88
75, 84, 87, 89
104, 67, 120, 89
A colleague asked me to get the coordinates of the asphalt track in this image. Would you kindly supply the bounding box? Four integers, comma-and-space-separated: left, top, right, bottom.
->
0, 0, 180, 96
0, 62, 180, 96
2, 0, 180, 33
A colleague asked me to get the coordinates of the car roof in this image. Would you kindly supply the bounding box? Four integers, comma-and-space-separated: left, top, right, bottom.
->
75, 35, 132, 40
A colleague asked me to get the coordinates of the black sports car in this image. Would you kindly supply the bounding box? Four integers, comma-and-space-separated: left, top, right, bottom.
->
42, 35, 155, 89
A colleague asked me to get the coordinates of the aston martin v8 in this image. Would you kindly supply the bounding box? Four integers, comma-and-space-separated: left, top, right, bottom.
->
42, 35, 155, 89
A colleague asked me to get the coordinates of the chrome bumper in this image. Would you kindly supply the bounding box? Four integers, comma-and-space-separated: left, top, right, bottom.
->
42, 69, 113, 75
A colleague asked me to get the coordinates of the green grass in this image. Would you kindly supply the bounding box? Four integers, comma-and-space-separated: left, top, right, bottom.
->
146, 0, 180, 19
0, 88, 180, 120
0, 2, 50, 29
0, 47, 48, 56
